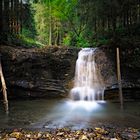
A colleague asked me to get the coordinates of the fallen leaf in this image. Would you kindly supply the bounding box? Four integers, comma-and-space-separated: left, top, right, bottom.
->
80, 134, 89, 140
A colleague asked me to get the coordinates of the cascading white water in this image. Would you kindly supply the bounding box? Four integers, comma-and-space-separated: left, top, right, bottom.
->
70, 48, 105, 101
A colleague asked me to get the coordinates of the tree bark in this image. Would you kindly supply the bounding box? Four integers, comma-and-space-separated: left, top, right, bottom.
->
3, 0, 10, 40
20, 0, 23, 33
10, 0, 14, 33
0, 55, 9, 114
0, 0, 3, 42
48, 0, 52, 46
116, 48, 123, 110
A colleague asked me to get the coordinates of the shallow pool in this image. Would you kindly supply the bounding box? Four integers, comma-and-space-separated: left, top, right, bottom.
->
0, 99, 140, 129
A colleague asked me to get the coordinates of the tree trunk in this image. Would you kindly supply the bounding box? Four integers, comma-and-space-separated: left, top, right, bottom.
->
0, 0, 3, 42
20, 0, 23, 33
10, 0, 14, 33
0, 56, 9, 114
15, 0, 19, 34
94, 17, 97, 32
16, 0, 19, 33
123, 12, 126, 27
129, 7, 132, 25
102, 18, 105, 34
3, 0, 10, 40
55, 26, 59, 46
138, 0, 140, 23
48, 0, 52, 46
107, 16, 110, 29
126, 10, 129, 26
116, 48, 123, 110
59, 30, 62, 45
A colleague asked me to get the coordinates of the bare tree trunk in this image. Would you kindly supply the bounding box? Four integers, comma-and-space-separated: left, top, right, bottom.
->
48, 0, 52, 46
16, 0, 19, 33
94, 17, 97, 32
59, 30, 62, 45
10, 0, 14, 33
138, 0, 140, 23
0, 55, 9, 114
20, 0, 23, 33
123, 12, 126, 27
15, 0, 18, 34
55, 26, 59, 46
0, 0, 3, 41
116, 48, 123, 110
107, 16, 110, 30
3, 0, 10, 40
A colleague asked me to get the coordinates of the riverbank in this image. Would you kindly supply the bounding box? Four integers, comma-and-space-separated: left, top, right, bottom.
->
0, 126, 140, 140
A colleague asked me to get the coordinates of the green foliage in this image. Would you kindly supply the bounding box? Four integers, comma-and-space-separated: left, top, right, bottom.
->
31, 0, 79, 46
92, 38, 109, 47
22, 3, 37, 39
22, 28, 35, 39
1, 0, 140, 48
6, 33, 42, 48
18, 34, 44, 48
7, 0, 139, 48
76, 34, 90, 48
63, 34, 71, 46
33, 3, 49, 44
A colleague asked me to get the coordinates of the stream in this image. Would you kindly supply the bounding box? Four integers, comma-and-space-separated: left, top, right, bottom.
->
0, 99, 140, 130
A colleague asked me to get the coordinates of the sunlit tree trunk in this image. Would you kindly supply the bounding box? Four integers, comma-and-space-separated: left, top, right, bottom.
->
48, 0, 52, 46
0, 57, 9, 114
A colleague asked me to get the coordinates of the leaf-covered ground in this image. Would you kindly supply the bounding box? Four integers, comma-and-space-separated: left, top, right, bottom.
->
0, 127, 140, 140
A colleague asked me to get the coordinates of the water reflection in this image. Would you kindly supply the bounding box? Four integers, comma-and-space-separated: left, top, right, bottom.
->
0, 99, 140, 129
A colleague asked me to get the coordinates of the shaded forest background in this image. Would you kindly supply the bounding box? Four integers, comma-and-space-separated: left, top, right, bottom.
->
0, 0, 140, 48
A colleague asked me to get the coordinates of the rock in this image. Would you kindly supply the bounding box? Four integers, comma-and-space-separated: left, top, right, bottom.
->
95, 45, 140, 100
0, 45, 79, 99
0, 45, 140, 99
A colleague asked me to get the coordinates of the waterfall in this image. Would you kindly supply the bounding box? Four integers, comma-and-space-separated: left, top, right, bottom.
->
70, 48, 105, 101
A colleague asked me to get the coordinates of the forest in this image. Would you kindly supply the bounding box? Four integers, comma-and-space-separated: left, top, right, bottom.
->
0, 0, 140, 47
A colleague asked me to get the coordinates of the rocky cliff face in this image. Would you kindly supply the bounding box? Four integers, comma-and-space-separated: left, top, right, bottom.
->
95, 45, 140, 100
0, 45, 140, 99
0, 45, 79, 98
